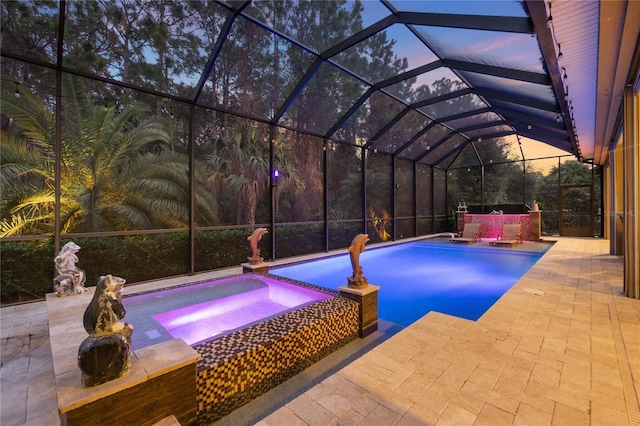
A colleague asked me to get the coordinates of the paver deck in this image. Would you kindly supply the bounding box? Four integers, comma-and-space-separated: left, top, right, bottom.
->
258, 238, 640, 426
2, 237, 639, 425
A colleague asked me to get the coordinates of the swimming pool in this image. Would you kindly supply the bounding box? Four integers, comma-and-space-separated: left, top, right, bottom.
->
272, 240, 550, 326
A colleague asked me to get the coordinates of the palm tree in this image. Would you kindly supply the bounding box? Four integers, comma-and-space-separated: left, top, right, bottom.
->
206, 124, 270, 226
1, 75, 218, 236
206, 123, 305, 225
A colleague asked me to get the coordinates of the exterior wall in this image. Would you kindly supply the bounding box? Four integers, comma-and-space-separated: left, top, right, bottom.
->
622, 84, 640, 298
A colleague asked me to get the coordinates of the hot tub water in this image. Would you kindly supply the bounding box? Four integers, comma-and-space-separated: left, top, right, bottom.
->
125, 274, 332, 350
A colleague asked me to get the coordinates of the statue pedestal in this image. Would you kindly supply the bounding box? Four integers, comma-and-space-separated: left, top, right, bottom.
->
46, 293, 200, 426
338, 284, 380, 338
241, 262, 270, 274
528, 210, 542, 241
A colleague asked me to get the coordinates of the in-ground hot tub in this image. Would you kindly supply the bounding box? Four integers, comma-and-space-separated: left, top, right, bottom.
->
125, 274, 335, 349
125, 273, 360, 424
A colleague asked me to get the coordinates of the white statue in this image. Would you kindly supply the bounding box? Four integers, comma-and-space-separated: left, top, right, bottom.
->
53, 242, 87, 296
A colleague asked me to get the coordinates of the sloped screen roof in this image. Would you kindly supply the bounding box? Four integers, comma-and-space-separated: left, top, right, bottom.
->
1, 0, 578, 167
213, 0, 577, 166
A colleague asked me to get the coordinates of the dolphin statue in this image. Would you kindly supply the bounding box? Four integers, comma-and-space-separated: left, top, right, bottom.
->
348, 233, 369, 281
247, 228, 268, 260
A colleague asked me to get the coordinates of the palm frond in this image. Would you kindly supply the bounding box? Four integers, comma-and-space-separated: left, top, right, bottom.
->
1, 78, 55, 151
104, 203, 155, 230
0, 188, 56, 237
0, 132, 54, 187
130, 178, 189, 202
0, 213, 37, 238
61, 74, 91, 148
105, 114, 170, 169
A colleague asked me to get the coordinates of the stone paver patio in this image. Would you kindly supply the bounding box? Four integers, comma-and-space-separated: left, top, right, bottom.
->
2, 237, 639, 425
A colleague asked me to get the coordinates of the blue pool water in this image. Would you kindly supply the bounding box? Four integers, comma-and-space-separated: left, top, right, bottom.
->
272, 240, 549, 326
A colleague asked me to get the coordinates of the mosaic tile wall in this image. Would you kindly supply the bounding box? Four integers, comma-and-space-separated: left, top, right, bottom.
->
194, 280, 359, 424
464, 213, 531, 240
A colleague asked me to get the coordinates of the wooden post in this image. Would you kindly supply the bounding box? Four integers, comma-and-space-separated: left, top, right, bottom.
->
456, 211, 466, 235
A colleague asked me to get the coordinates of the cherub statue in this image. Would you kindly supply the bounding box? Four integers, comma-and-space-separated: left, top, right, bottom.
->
456, 200, 468, 212
53, 241, 87, 296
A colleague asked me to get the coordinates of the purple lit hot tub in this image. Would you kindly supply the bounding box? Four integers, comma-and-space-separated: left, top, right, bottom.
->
125, 274, 333, 350
124, 273, 359, 423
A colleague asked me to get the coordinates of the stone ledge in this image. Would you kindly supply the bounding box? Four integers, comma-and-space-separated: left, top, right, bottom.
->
46, 291, 200, 425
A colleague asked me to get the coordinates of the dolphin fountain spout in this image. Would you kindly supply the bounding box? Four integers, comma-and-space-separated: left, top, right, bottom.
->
347, 234, 370, 289
247, 228, 268, 264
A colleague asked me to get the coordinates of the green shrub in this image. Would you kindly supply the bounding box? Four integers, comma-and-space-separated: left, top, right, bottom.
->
1, 220, 441, 305
1, 229, 275, 304
1, 240, 55, 304
275, 224, 324, 258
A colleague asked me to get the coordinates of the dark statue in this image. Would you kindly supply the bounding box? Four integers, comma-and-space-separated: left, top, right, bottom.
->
77, 274, 133, 387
